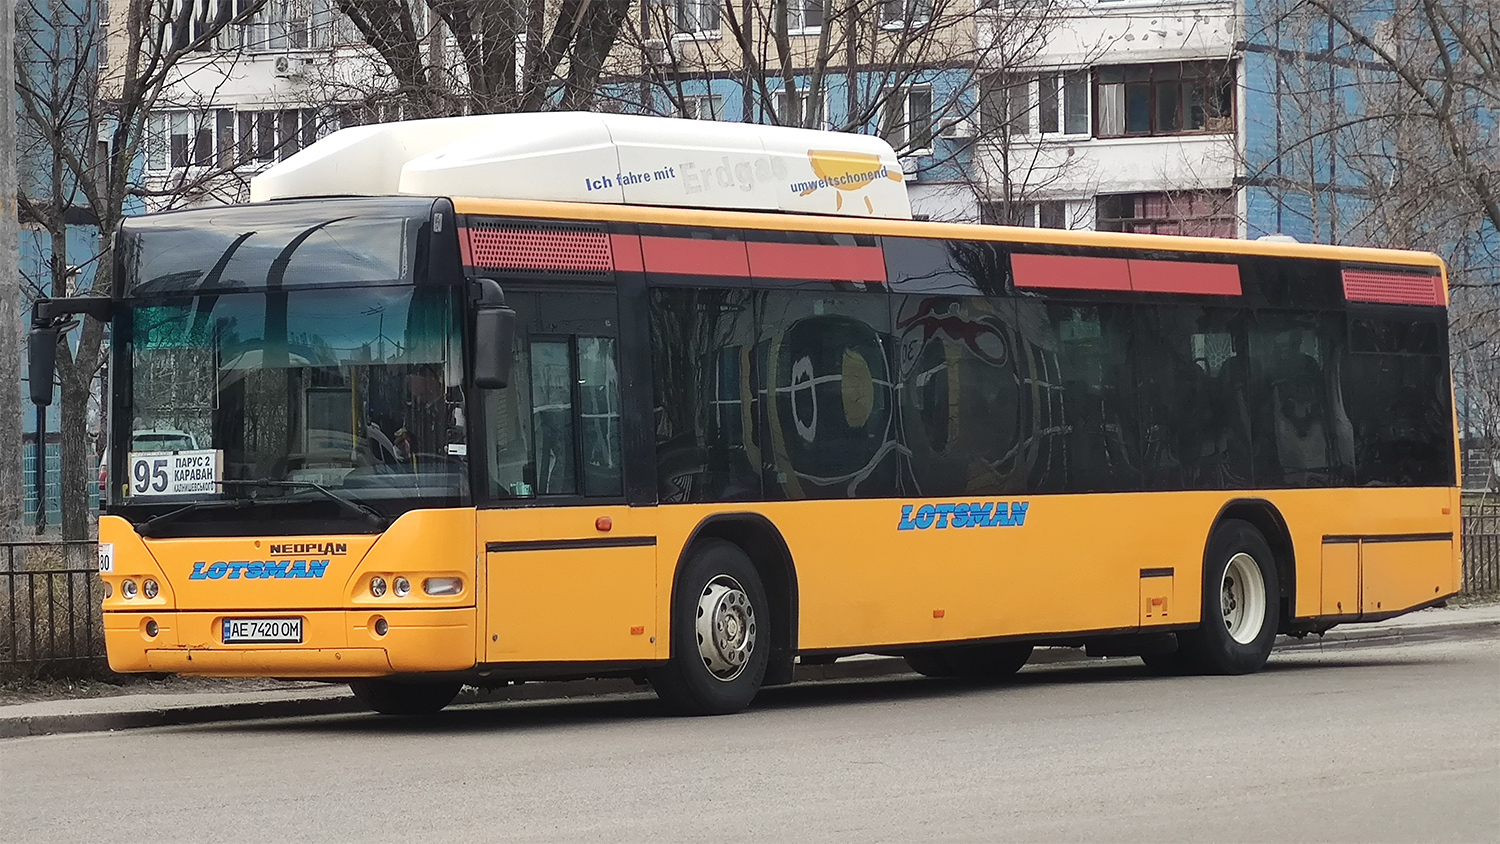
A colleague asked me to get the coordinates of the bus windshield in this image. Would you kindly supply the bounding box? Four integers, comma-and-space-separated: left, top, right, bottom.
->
117, 283, 467, 526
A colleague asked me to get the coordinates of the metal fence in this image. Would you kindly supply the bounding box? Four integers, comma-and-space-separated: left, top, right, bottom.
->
0, 541, 106, 679
1462, 500, 1500, 595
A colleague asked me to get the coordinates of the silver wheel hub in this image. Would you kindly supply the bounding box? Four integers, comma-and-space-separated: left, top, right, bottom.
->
696, 575, 757, 682
1221, 552, 1267, 645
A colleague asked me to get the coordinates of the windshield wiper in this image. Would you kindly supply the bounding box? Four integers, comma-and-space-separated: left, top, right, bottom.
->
139, 498, 254, 538
219, 479, 389, 529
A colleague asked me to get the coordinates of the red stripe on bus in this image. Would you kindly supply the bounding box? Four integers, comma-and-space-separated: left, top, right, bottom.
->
1343, 269, 1443, 306
1011, 253, 1132, 291
610, 234, 644, 272
1128, 260, 1242, 295
458, 228, 474, 266
746, 242, 887, 282
641, 236, 750, 277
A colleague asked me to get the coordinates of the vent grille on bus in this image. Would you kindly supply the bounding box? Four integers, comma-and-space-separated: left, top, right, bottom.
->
1342, 268, 1443, 306
465, 224, 613, 276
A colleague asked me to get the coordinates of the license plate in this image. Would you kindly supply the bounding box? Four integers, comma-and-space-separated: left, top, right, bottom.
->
222, 617, 303, 644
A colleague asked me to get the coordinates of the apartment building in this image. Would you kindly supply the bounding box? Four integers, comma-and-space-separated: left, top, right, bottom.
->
966, 0, 1244, 234
125, 0, 365, 210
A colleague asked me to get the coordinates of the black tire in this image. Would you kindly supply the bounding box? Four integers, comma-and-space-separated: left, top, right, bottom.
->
1176, 519, 1281, 675
650, 539, 770, 715
944, 643, 1034, 678
1138, 648, 1192, 675
349, 679, 462, 716
903, 650, 956, 677
905, 643, 1033, 679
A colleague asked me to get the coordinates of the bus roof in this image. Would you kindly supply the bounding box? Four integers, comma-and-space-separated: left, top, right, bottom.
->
249, 112, 912, 220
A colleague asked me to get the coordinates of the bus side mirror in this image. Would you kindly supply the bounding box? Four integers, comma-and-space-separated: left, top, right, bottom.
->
29, 327, 58, 407
474, 306, 517, 389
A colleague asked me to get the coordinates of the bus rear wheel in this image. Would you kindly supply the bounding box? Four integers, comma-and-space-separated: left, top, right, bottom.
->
1176, 519, 1280, 675
650, 539, 769, 716
349, 679, 461, 716
905, 643, 1033, 679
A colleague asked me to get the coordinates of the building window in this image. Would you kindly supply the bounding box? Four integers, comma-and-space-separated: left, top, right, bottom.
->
223, 0, 347, 51
979, 71, 1088, 138
1039, 70, 1089, 135
1096, 191, 1236, 237
674, 0, 720, 36
167, 0, 229, 52
771, 87, 824, 127
237, 108, 319, 162
151, 110, 231, 170
979, 200, 1069, 228
148, 107, 325, 172
1094, 62, 1234, 138
879, 0, 931, 28
786, 0, 823, 32
978, 73, 1025, 136
678, 94, 723, 120
882, 86, 933, 154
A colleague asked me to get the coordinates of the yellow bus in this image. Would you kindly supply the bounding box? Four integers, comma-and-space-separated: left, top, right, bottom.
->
31, 115, 1460, 716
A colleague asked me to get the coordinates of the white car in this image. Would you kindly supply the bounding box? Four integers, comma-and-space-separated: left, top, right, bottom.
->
131, 428, 199, 452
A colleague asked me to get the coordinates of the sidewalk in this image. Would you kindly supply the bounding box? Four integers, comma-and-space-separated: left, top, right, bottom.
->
4, 602, 1495, 740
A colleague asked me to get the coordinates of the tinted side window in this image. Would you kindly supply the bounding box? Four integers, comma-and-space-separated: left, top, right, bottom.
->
894, 295, 1032, 497
883, 237, 1009, 296
1343, 310, 1454, 486
1013, 299, 1140, 492
1246, 312, 1354, 487
649, 288, 762, 502
1135, 306, 1254, 489
1240, 257, 1342, 310
758, 292, 898, 499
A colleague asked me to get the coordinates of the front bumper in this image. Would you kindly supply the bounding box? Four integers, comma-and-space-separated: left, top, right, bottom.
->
103, 607, 476, 677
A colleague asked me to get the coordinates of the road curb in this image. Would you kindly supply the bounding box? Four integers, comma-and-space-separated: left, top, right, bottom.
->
4, 613, 1494, 739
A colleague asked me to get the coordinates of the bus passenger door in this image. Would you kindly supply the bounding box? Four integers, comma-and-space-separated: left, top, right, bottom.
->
475, 290, 657, 664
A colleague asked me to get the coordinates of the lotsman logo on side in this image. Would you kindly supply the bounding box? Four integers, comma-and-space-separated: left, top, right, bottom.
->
898, 501, 1029, 531
189, 560, 330, 580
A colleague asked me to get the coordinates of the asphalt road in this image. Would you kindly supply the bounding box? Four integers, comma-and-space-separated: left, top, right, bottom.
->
4, 633, 1497, 843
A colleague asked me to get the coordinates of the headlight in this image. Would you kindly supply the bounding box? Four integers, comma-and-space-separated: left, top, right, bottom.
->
423, 577, 463, 597
370, 576, 387, 598
121, 579, 138, 599
142, 579, 159, 599
393, 576, 411, 598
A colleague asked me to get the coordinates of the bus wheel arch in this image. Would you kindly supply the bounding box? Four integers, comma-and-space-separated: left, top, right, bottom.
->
1213, 499, 1296, 633
671, 514, 799, 688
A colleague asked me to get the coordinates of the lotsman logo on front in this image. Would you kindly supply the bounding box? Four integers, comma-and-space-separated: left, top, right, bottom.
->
189, 560, 330, 580
898, 501, 1029, 531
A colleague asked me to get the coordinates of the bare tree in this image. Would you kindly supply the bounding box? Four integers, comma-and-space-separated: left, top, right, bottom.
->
327, 0, 634, 117
1, 0, 24, 540
14, 0, 265, 538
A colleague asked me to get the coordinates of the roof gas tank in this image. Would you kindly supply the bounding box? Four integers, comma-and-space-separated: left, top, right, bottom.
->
248, 112, 912, 220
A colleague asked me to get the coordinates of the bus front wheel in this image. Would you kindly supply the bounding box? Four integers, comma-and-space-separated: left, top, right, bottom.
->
349, 679, 461, 716
1176, 519, 1280, 675
650, 539, 770, 716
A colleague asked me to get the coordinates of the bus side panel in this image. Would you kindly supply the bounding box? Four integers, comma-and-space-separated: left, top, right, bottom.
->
1265, 487, 1457, 620
653, 487, 1455, 654
477, 505, 659, 663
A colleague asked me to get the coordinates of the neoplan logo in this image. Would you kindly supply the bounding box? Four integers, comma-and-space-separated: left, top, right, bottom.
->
898, 501, 1030, 531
